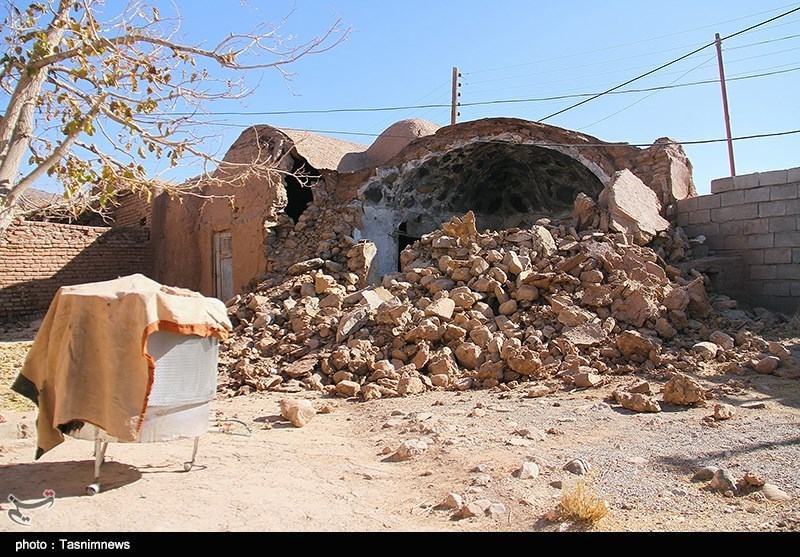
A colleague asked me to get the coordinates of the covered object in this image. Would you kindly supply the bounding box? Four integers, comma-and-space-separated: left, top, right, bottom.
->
12, 274, 232, 460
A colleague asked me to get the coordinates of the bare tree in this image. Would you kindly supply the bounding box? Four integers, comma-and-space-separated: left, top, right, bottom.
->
0, 0, 349, 233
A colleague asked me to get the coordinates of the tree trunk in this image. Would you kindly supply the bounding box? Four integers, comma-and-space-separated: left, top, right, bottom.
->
0, 199, 17, 237
0, 1, 73, 235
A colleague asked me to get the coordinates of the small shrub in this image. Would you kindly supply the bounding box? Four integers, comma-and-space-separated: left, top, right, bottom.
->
559, 481, 609, 525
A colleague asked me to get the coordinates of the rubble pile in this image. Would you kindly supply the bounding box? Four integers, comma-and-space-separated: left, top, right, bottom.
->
218, 206, 796, 400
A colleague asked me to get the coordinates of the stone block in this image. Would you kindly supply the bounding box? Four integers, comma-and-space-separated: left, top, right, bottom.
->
788, 167, 800, 184
733, 173, 760, 190
684, 222, 719, 237
744, 187, 771, 204
762, 281, 791, 297
675, 197, 699, 213
791, 282, 800, 297
759, 201, 787, 218
710, 207, 733, 223
676, 212, 689, 227
769, 183, 797, 200
747, 234, 774, 250
765, 248, 792, 265
760, 170, 789, 186
705, 235, 723, 250
769, 216, 797, 233
749, 264, 777, 280
720, 219, 768, 236
775, 231, 800, 248
688, 209, 710, 225
793, 249, 800, 264
775, 265, 800, 280
696, 195, 721, 210
710, 177, 734, 194
723, 235, 747, 250
720, 190, 745, 206
741, 250, 765, 266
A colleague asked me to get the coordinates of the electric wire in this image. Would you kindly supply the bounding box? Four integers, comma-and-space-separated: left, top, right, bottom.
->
465, 31, 800, 95
192, 120, 800, 149
537, 5, 800, 123
578, 54, 718, 131
465, 3, 800, 75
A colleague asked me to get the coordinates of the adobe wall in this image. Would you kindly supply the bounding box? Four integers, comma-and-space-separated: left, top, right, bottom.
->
676, 166, 800, 312
0, 221, 152, 322
110, 190, 153, 227
150, 128, 287, 298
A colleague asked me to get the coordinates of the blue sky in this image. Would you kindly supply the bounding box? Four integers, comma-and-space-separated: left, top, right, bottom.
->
29, 1, 800, 196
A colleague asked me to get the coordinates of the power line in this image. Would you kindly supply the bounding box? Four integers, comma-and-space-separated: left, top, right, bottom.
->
198, 121, 800, 149
537, 5, 800, 123
578, 54, 718, 131
460, 65, 800, 108
465, 3, 800, 75
466, 31, 800, 95
148, 64, 798, 123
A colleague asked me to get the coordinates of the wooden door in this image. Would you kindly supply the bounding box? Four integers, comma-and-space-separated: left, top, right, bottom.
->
213, 231, 234, 301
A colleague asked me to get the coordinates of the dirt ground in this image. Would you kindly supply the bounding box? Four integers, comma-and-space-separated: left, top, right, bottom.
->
1, 332, 799, 533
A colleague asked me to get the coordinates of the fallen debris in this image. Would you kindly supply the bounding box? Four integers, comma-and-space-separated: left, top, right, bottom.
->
217, 205, 796, 401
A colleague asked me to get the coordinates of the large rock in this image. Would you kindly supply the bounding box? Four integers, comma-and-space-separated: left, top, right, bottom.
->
442, 211, 478, 242
561, 322, 606, 347
611, 289, 659, 328
662, 373, 709, 405
613, 389, 661, 413
393, 439, 428, 460
425, 297, 456, 320
279, 398, 317, 427
288, 258, 325, 275
572, 192, 599, 230
685, 278, 712, 319
616, 330, 660, 363
530, 225, 557, 258
598, 169, 670, 245
336, 306, 371, 343
505, 346, 543, 376
335, 380, 361, 397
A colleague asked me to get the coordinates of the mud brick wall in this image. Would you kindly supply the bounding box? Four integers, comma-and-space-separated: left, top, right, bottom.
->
110, 191, 153, 227
0, 221, 152, 322
676, 166, 800, 311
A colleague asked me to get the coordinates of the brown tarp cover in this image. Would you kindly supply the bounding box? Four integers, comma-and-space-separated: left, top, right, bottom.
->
12, 274, 232, 459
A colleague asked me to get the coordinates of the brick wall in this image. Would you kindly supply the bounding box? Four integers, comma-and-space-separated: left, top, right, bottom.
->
110, 190, 153, 227
676, 166, 800, 311
0, 221, 152, 322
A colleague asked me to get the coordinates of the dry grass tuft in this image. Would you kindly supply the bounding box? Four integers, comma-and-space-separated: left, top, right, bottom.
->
559, 480, 609, 525
0, 341, 35, 412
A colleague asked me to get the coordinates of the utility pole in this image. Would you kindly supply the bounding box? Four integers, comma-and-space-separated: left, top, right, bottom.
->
715, 32, 736, 176
451, 67, 461, 125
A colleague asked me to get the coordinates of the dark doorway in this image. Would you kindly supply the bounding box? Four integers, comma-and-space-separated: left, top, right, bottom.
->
397, 221, 420, 270
284, 173, 314, 223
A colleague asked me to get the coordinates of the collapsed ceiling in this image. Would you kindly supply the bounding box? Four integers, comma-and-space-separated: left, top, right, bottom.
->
362, 140, 606, 234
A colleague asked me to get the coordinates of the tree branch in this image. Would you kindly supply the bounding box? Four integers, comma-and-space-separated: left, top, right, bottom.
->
11, 97, 104, 203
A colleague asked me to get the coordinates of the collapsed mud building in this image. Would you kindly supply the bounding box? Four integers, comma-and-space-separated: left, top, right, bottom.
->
141, 117, 797, 403
151, 117, 696, 299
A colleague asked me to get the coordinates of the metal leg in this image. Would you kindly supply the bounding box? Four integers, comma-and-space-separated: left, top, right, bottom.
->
183, 437, 199, 472
87, 438, 108, 496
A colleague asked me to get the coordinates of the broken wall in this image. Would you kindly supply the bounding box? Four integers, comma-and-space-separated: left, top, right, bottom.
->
676, 166, 800, 311
348, 118, 696, 279
152, 118, 696, 300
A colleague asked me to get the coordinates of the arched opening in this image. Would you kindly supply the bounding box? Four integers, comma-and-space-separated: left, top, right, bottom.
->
361, 141, 607, 278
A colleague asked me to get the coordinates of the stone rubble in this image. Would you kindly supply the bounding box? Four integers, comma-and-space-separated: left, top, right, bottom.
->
217, 202, 798, 400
